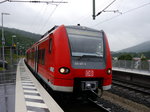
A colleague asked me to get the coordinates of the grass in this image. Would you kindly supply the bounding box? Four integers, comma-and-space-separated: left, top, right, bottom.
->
0, 53, 24, 71
0, 67, 5, 71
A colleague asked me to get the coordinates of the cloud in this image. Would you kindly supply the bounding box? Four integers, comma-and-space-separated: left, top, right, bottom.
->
0, 0, 150, 51
91, 0, 150, 51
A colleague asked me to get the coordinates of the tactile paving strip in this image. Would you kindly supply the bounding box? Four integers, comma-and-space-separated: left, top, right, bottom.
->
20, 65, 50, 112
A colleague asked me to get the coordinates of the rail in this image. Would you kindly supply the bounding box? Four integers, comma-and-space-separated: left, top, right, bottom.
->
112, 79, 150, 95
88, 90, 111, 112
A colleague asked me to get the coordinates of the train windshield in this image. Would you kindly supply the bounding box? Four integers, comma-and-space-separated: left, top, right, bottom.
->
67, 28, 104, 57
66, 27, 106, 69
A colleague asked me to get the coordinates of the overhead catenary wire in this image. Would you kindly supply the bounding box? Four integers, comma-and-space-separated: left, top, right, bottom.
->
37, 5, 58, 34
0, 0, 67, 4
92, 2, 150, 27
9, 0, 67, 4
0, 0, 8, 4
96, 0, 117, 17
73, 0, 118, 25
73, 14, 91, 25
91, 1, 150, 52
92, 0, 119, 20
38, 0, 64, 34
30, 4, 46, 23
33, 4, 50, 33
0, 0, 66, 35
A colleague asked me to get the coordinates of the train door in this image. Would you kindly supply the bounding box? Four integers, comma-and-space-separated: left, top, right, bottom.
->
35, 46, 38, 73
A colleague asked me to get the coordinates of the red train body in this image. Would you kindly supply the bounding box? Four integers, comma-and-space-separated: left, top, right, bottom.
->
26, 25, 112, 94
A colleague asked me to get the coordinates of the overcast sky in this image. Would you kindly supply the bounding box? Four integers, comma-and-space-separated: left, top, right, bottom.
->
0, 0, 150, 51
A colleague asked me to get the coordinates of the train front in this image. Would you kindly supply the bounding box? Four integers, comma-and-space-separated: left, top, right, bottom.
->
65, 26, 112, 95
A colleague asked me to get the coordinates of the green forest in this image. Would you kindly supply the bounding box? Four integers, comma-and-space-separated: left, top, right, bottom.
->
112, 52, 150, 60
0, 27, 41, 48
0, 27, 41, 70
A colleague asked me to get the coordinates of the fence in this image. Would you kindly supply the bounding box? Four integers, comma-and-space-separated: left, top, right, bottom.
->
0, 46, 18, 84
0, 46, 19, 64
112, 60, 150, 72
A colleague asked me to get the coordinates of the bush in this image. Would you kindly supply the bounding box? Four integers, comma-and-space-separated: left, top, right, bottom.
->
118, 54, 133, 60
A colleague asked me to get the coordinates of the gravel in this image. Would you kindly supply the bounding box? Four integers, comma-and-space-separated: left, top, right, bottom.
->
109, 85, 150, 107
54, 93, 131, 112
52, 84, 150, 112
103, 91, 150, 112
97, 98, 130, 112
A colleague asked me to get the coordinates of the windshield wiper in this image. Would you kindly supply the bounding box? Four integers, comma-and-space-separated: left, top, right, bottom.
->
77, 55, 103, 60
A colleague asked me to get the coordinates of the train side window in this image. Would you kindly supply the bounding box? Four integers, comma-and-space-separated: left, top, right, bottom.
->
32, 52, 35, 61
49, 38, 53, 53
38, 50, 41, 64
42, 49, 45, 65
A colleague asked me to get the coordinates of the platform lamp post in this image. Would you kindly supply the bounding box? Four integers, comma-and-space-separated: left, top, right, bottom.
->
16, 42, 19, 62
19, 45, 23, 56
1, 12, 10, 70
11, 35, 16, 64
12, 35, 16, 46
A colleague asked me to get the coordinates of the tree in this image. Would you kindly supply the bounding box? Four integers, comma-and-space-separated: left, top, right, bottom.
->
141, 54, 147, 61
118, 54, 133, 60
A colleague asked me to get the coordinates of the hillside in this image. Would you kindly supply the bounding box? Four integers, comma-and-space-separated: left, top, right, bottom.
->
4, 27, 41, 41
0, 27, 41, 48
119, 40, 150, 53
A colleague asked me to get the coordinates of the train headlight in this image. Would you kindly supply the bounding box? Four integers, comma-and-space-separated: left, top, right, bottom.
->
60, 68, 65, 73
107, 68, 112, 75
59, 67, 70, 74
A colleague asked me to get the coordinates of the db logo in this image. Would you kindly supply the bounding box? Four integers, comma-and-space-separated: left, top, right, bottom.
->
85, 70, 94, 77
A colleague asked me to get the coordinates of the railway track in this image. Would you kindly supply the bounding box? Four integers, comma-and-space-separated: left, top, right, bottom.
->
87, 90, 111, 112
88, 98, 111, 112
112, 79, 150, 95
45, 88, 113, 112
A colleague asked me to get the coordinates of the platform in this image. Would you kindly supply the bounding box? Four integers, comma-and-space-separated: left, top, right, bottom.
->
113, 67, 150, 76
15, 59, 64, 112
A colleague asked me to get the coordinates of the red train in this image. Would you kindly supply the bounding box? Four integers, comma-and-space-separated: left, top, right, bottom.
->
25, 25, 112, 96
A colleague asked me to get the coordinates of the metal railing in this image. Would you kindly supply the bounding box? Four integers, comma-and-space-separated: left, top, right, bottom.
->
0, 59, 18, 84
112, 60, 150, 72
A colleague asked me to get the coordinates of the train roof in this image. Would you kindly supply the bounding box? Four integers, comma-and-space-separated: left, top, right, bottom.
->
65, 25, 101, 33
41, 25, 58, 39
40, 25, 102, 39
27, 25, 102, 50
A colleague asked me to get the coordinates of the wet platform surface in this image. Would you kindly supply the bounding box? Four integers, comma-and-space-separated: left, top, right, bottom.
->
0, 83, 15, 112
0, 64, 17, 112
